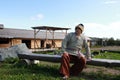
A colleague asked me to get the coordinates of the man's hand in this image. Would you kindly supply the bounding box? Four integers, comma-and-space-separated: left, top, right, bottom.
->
77, 52, 85, 59
61, 51, 69, 57
64, 51, 69, 57
87, 57, 92, 61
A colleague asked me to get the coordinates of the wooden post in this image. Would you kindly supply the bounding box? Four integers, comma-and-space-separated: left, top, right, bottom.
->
34, 29, 36, 51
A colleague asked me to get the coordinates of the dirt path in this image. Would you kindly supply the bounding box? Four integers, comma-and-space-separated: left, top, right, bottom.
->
83, 65, 120, 75
91, 46, 120, 51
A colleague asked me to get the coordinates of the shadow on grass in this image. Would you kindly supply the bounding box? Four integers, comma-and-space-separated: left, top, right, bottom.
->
12, 61, 60, 78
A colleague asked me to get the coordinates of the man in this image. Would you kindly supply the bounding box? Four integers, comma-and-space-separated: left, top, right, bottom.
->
59, 23, 91, 79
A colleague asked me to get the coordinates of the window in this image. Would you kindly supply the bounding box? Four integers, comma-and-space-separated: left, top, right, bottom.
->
0, 38, 9, 44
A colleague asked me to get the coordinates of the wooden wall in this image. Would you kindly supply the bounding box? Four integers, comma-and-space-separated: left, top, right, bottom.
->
0, 38, 90, 49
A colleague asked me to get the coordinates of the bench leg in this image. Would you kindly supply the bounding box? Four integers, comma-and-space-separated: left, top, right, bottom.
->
18, 59, 34, 65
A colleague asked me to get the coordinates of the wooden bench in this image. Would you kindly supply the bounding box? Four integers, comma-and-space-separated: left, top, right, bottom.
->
18, 53, 120, 67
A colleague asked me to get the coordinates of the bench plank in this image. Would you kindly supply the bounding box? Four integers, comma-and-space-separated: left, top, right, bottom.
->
18, 53, 120, 67
18, 53, 61, 62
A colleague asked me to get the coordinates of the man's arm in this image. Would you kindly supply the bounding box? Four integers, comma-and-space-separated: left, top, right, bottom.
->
84, 37, 91, 60
61, 33, 70, 54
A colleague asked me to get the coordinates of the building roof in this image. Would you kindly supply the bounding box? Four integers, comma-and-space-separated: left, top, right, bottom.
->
0, 28, 67, 39
0, 24, 4, 29
32, 26, 70, 30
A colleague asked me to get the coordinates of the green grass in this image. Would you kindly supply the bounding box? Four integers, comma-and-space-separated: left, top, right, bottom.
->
0, 61, 60, 80
0, 51, 120, 80
0, 60, 120, 80
93, 52, 120, 60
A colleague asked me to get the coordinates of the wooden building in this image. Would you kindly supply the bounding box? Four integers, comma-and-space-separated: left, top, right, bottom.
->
0, 26, 70, 49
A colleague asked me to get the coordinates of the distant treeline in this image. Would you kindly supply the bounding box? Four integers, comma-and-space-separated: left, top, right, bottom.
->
107, 37, 120, 46
94, 37, 120, 46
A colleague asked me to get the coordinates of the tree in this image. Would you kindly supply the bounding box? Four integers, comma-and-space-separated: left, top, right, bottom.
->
107, 37, 115, 46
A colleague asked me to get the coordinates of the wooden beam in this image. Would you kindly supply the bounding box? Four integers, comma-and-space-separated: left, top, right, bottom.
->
18, 53, 120, 67
18, 53, 61, 62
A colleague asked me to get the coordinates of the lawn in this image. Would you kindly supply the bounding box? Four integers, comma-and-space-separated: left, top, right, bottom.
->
0, 49, 120, 80
93, 52, 120, 60
0, 59, 120, 80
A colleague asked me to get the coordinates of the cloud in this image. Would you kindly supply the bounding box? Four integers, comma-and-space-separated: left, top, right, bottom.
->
109, 21, 120, 30
104, 0, 118, 4
116, 14, 120, 17
103, 0, 119, 4
84, 21, 120, 39
31, 14, 44, 20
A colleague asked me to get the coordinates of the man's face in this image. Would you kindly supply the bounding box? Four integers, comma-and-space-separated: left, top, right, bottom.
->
75, 27, 82, 35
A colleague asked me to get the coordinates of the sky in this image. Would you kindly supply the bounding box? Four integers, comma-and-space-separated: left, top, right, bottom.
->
0, 0, 120, 39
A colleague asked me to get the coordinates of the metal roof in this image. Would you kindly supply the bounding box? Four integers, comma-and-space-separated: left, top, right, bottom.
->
0, 28, 67, 39
31, 26, 70, 30
0, 24, 4, 29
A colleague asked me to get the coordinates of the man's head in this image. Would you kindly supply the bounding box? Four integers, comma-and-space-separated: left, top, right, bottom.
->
75, 23, 84, 33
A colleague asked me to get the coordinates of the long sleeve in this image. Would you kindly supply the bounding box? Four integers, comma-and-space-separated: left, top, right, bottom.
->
84, 37, 91, 59
61, 33, 70, 53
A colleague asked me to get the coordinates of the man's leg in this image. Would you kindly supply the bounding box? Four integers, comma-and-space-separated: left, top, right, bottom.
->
59, 53, 70, 77
70, 56, 86, 76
